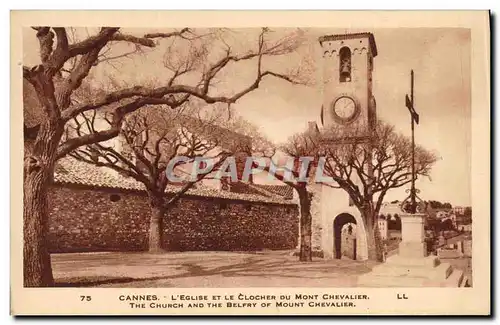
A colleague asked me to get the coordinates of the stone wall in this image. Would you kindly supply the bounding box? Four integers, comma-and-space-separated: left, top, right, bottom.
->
47, 186, 150, 252
47, 184, 299, 253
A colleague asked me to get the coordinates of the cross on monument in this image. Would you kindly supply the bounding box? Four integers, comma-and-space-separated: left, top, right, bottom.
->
404, 70, 420, 214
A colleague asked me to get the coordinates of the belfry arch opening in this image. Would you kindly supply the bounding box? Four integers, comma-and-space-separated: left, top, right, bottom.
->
339, 47, 352, 82
333, 213, 357, 260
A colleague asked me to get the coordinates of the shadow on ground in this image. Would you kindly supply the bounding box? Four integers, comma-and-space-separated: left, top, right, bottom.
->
52, 251, 378, 288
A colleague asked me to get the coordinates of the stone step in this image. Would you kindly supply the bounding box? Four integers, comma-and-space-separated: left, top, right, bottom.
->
369, 261, 452, 280
357, 270, 461, 288
357, 274, 420, 287
357, 273, 439, 287
434, 263, 454, 280
441, 269, 464, 287
385, 254, 440, 268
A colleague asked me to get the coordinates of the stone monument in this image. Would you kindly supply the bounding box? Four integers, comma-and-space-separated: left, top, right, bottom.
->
357, 212, 469, 287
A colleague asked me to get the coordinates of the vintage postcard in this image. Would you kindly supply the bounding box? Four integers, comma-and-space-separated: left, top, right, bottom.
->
11, 10, 490, 316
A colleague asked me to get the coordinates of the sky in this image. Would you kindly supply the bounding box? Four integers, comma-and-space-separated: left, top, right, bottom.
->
23, 27, 471, 206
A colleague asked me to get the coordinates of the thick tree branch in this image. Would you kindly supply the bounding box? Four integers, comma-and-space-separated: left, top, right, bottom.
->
24, 65, 60, 121
61, 28, 301, 121
56, 97, 161, 158
144, 28, 190, 39
32, 27, 54, 64
52, 28, 69, 59
67, 27, 120, 58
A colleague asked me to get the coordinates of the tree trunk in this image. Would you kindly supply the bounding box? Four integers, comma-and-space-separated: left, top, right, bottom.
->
23, 120, 62, 287
364, 221, 378, 261
148, 193, 165, 252
24, 168, 54, 287
362, 208, 384, 262
298, 188, 312, 262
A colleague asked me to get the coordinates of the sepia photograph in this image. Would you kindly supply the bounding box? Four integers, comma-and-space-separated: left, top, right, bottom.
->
11, 10, 490, 316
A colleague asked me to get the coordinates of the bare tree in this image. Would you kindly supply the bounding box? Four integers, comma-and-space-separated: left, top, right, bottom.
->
225, 115, 277, 157
277, 132, 319, 262
319, 121, 438, 261
245, 131, 319, 262
68, 104, 247, 252
269, 120, 438, 262
23, 26, 304, 287
220, 123, 320, 262
206, 118, 318, 262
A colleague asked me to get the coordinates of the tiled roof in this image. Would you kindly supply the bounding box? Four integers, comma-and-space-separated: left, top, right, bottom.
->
54, 157, 295, 205
228, 181, 270, 197
54, 157, 144, 191
250, 184, 294, 200
225, 181, 294, 201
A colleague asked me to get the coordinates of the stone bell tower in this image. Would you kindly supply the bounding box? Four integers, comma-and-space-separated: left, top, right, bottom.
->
319, 33, 377, 138
308, 33, 378, 261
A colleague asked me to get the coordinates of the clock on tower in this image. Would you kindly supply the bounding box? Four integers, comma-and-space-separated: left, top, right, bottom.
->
319, 32, 378, 140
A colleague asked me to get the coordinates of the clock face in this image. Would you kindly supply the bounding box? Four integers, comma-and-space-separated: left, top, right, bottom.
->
332, 96, 358, 123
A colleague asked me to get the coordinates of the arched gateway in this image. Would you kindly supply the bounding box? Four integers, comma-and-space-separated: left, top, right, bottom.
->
333, 213, 357, 259
309, 183, 369, 261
